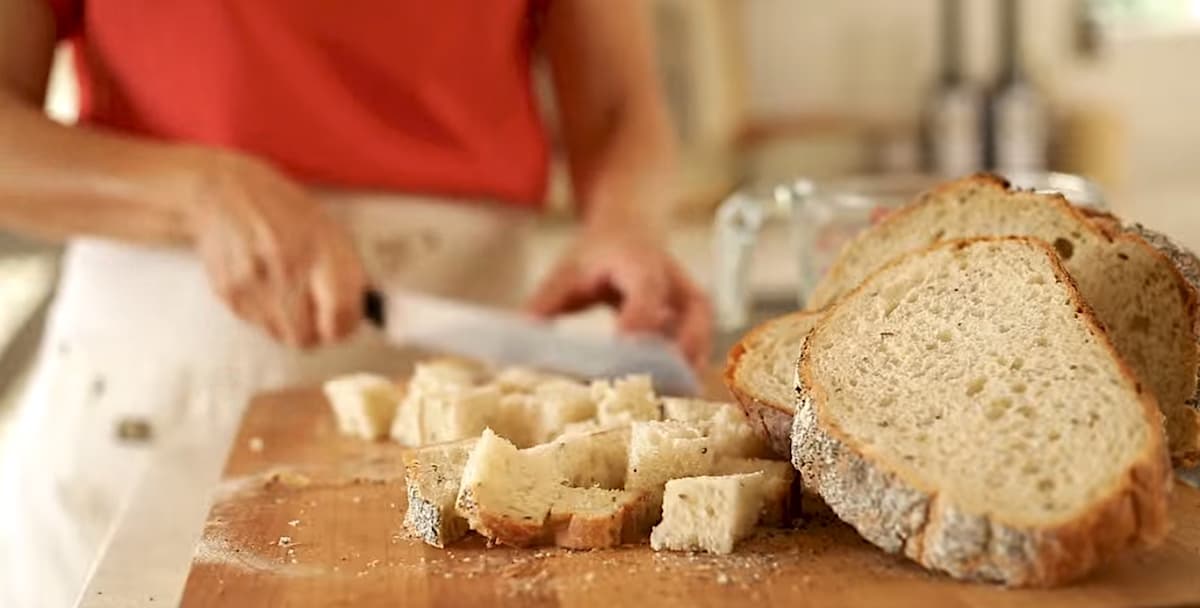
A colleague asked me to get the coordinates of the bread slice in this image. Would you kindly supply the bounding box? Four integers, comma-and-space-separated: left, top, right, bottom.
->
792, 237, 1171, 586
455, 429, 646, 548
662, 397, 773, 458
403, 439, 477, 547
649, 473, 767, 555
322, 373, 402, 440
723, 312, 822, 457
806, 174, 1200, 464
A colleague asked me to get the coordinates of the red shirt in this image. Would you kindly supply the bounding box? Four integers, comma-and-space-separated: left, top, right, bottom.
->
48, 0, 550, 207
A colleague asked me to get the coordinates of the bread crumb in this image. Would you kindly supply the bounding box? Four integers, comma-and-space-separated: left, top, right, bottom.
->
277, 536, 293, 547
287, 519, 300, 528
248, 437, 265, 452
716, 572, 731, 585
263, 470, 310, 490
351, 496, 362, 504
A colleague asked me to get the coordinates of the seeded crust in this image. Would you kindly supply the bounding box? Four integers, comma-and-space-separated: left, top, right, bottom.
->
724, 311, 819, 458
1118, 223, 1200, 466
791, 237, 1172, 587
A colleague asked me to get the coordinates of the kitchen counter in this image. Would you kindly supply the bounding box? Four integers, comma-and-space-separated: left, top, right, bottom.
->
77, 178, 1200, 605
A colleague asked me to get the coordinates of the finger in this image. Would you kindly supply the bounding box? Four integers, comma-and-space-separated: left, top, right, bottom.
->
311, 249, 365, 344
283, 283, 319, 349
669, 267, 714, 370
612, 265, 672, 334
526, 264, 592, 318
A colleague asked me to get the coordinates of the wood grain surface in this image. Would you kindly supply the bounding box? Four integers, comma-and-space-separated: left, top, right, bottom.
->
181, 387, 1200, 607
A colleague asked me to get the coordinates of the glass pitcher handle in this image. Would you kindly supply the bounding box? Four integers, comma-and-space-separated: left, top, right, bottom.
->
712, 184, 805, 331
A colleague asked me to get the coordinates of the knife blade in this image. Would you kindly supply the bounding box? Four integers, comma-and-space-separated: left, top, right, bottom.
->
363, 289, 700, 395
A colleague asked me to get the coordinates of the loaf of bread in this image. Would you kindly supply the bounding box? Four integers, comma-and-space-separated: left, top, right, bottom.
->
793, 237, 1171, 586
806, 174, 1200, 464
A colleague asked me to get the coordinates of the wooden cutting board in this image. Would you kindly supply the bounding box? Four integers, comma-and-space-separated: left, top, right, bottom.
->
180, 387, 1200, 607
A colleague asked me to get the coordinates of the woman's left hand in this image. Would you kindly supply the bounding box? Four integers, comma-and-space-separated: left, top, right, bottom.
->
526, 226, 712, 371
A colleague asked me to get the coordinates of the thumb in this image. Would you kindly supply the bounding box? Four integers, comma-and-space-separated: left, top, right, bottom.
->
525, 265, 581, 318
613, 268, 672, 334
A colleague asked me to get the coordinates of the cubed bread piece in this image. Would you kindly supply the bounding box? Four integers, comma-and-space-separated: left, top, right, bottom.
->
527, 379, 598, 444
662, 397, 772, 458
455, 429, 644, 548
548, 487, 651, 549
625, 421, 715, 516
421, 385, 503, 444
650, 473, 766, 555
492, 366, 577, 394
711, 457, 795, 526
527, 427, 630, 489
391, 361, 483, 446
403, 439, 477, 547
591, 375, 661, 427
322, 373, 402, 440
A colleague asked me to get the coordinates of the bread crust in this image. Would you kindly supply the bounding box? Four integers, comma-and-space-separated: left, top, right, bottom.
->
791, 237, 1172, 587
456, 486, 648, 549
404, 461, 470, 547
724, 311, 817, 458
807, 173, 1111, 310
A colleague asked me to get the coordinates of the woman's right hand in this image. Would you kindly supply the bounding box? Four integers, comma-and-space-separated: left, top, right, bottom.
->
183, 149, 367, 349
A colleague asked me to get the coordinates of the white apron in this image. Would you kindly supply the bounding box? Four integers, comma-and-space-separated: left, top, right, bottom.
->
0, 193, 531, 608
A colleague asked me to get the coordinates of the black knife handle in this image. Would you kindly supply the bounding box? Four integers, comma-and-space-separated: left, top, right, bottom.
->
363, 288, 386, 328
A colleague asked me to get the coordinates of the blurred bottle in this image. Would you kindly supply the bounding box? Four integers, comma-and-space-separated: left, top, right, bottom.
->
922, 0, 985, 177
985, 0, 1050, 172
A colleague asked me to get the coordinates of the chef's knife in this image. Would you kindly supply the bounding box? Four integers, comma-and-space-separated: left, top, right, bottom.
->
363, 289, 700, 395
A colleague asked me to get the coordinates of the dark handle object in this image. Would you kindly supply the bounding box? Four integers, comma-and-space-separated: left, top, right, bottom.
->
363, 288, 386, 328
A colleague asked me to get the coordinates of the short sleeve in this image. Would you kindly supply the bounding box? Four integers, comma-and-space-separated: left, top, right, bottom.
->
45, 0, 83, 40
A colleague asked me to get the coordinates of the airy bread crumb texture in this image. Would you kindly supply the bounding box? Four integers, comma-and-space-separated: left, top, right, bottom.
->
795, 237, 1170, 585
650, 473, 767, 555
806, 174, 1199, 463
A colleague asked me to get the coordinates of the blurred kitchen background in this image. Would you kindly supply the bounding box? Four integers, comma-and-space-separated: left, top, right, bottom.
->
2, 0, 1200, 435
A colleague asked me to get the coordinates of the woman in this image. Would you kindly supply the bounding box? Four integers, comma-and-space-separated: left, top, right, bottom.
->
0, 1, 711, 605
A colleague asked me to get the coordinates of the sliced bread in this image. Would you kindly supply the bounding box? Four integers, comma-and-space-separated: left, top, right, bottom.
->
792, 237, 1171, 586
805, 174, 1200, 464
455, 429, 646, 548
322, 373, 402, 440
649, 472, 768, 555
723, 312, 821, 457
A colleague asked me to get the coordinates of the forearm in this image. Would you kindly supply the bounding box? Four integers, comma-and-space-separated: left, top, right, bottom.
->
0, 90, 199, 245
571, 96, 678, 240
